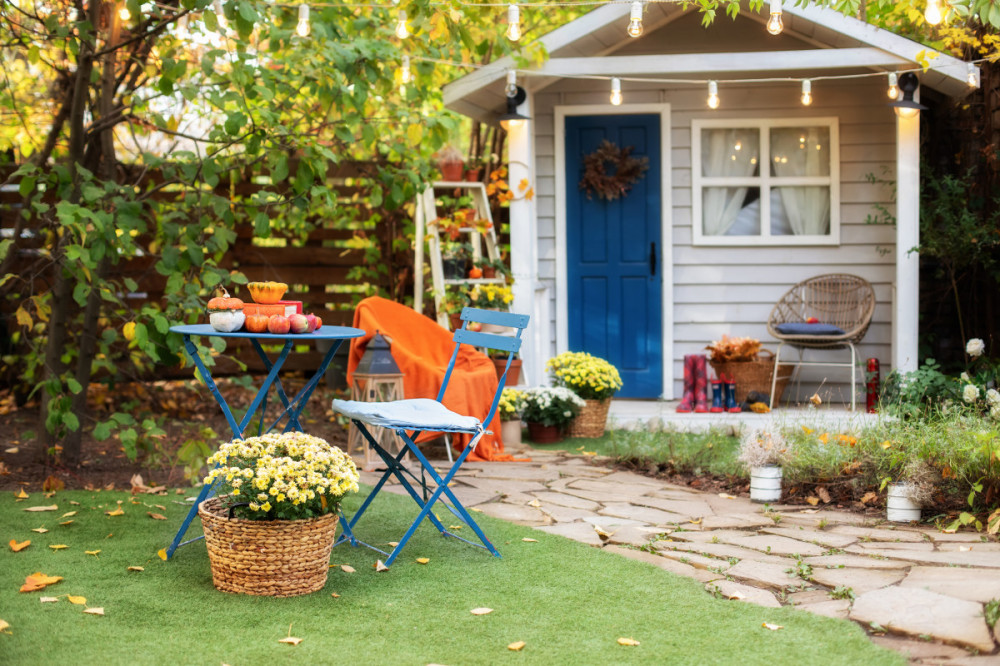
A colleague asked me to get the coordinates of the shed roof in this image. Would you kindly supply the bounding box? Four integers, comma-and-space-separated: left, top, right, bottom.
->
443, 2, 974, 124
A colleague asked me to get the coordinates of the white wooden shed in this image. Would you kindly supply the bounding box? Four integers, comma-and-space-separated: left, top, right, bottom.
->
443, 2, 975, 403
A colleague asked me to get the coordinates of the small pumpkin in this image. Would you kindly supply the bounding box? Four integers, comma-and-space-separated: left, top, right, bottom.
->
207, 288, 245, 332
245, 314, 270, 333
468, 267, 483, 279
207, 288, 244, 312
247, 281, 288, 304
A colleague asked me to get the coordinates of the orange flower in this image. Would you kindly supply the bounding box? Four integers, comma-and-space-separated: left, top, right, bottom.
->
818, 433, 829, 444
518, 178, 530, 191
525, 188, 535, 201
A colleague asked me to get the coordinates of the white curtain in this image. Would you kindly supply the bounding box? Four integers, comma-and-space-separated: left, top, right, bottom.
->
771, 127, 830, 236
701, 129, 759, 236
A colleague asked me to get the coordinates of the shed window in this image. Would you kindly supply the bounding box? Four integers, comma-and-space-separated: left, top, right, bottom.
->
692, 118, 840, 246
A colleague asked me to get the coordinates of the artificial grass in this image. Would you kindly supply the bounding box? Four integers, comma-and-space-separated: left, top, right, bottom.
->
1, 488, 901, 665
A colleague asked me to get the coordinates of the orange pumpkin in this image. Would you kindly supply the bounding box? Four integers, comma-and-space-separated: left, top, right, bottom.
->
247, 281, 288, 304
206, 288, 244, 312
468, 267, 483, 279
245, 314, 270, 333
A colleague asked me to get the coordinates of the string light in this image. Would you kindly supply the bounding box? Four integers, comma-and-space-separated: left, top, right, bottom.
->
214, 0, 227, 31
766, 0, 783, 35
505, 70, 518, 97
400, 54, 412, 84
296, 4, 310, 37
887, 72, 899, 99
627, 1, 643, 38
800, 79, 812, 105
506, 3, 521, 42
707, 80, 719, 109
395, 9, 409, 39
119, 5, 131, 21
967, 62, 979, 88
610, 77, 622, 105
924, 0, 942, 25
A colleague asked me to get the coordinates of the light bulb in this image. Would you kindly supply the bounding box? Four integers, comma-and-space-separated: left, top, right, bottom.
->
505, 70, 518, 97
627, 2, 643, 38
400, 55, 411, 84
214, 0, 227, 30
395, 9, 409, 39
967, 62, 978, 87
924, 0, 942, 25
801, 79, 812, 106
707, 80, 719, 110
610, 78, 622, 106
887, 72, 899, 99
506, 3, 521, 42
766, 0, 783, 35
119, 5, 131, 21
296, 4, 310, 37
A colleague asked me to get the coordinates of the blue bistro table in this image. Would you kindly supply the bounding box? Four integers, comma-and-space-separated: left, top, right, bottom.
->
164, 323, 364, 559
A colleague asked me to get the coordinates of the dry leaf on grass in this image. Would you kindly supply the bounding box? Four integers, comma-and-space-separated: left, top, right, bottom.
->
0, 619, 9, 633
860, 492, 878, 505
470, 608, 493, 616
278, 637, 302, 645
48, 544, 68, 550
415, 558, 430, 564
147, 513, 167, 521
727, 590, 746, 600
717, 494, 737, 500
330, 593, 340, 598
67, 595, 86, 605
15, 488, 28, 499
105, 507, 124, 516
127, 566, 144, 572
69, 501, 80, 506
20, 572, 63, 593
762, 623, 783, 631
9, 539, 30, 552
507, 641, 526, 651
387, 541, 399, 547
593, 526, 613, 539
30, 527, 48, 533
522, 538, 537, 543
157, 548, 167, 561
83, 607, 104, 616
24, 505, 58, 512
617, 638, 640, 646
339, 565, 355, 573
805, 497, 819, 506
40, 597, 58, 603
59, 521, 74, 526
61, 511, 77, 518
374, 560, 389, 572
85, 550, 101, 557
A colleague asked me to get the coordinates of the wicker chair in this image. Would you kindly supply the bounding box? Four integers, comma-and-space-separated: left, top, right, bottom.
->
766, 274, 876, 411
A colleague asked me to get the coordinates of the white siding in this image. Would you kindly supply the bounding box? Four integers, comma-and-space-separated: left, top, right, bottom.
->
533, 76, 896, 403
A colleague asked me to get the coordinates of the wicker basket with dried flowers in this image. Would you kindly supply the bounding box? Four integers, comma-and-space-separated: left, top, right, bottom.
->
706, 335, 792, 405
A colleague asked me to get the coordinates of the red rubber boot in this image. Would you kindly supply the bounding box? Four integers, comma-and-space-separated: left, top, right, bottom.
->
693, 355, 709, 413
676, 354, 696, 412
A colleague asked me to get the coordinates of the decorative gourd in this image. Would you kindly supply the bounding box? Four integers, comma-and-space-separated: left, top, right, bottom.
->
247, 281, 288, 304
245, 314, 270, 333
206, 288, 245, 332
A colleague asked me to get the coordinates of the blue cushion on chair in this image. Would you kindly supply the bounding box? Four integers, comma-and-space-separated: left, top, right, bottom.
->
775, 322, 846, 336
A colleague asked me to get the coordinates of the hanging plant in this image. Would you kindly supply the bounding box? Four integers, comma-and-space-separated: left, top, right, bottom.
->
578, 139, 650, 201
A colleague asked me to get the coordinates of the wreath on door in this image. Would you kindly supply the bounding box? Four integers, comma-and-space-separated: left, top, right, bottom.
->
578, 139, 650, 201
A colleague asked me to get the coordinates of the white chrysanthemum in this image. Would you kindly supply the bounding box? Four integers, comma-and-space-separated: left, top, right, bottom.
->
988, 389, 1000, 407
966, 338, 985, 357
961, 372, 971, 382
963, 384, 980, 403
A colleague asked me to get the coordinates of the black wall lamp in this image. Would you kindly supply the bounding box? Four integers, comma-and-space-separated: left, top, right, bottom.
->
499, 85, 530, 130
888, 72, 927, 119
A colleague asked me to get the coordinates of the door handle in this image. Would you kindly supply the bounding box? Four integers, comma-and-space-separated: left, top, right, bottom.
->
649, 242, 656, 276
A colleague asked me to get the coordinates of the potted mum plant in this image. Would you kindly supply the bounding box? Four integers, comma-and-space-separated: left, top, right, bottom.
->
882, 459, 939, 523
521, 386, 586, 444
199, 432, 359, 597
498, 387, 527, 446
737, 427, 791, 502
546, 351, 623, 438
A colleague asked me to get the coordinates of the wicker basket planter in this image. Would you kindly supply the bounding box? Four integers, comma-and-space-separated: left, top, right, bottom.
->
199, 497, 338, 597
709, 350, 794, 405
567, 399, 611, 438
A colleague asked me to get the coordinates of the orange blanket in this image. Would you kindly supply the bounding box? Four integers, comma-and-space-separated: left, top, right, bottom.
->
346, 297, 514, 462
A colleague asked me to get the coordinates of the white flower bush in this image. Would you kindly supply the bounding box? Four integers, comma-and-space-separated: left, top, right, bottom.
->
964, 384, 981, 403
521, 386, 586, 428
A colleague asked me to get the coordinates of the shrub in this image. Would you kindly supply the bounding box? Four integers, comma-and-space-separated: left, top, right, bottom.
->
546, 351, 623, 401
521, 387, 585, 428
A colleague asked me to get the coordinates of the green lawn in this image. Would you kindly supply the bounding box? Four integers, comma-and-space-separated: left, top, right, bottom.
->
1, 488, 900, 665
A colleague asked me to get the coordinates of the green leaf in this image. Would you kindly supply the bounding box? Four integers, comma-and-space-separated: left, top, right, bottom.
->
63, 411, 80, 432
18, 176, 36, 197
0, 239, 13, 263
93, 421, 113, 441
66, 378, 83, 395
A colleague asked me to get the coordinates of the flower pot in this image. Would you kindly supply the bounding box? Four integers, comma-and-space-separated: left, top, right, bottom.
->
501, 419, 522, 446
199, 497, 339, 597
886, 483, 921, 522
492, 357, 522, 386
527, 421, 563, 444
481, 266, 496, 279
448, 313, 463, 331
439, 160, 465, 182
442, 257, 466, 280
749, 465, 782, 502
567, 399, 610, 438
464, 167, 482, 182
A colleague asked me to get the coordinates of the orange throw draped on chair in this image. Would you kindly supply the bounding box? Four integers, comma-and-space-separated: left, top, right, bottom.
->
346, 296, 516, 462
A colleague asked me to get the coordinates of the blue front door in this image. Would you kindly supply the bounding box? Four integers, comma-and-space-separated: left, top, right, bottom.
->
566, 114, 662, 398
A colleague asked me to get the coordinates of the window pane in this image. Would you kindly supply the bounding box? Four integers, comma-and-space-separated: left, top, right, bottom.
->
770, 127, 831, 177
703, 187, 760, 236
701, 128, 759, 178
771, 186, 830, 235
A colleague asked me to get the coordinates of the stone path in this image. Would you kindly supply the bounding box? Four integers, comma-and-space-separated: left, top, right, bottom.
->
359, 444, 1000, 664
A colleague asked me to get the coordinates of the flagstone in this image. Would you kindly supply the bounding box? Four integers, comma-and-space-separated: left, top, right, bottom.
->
849, 586, 995, 652
472, 465, 561, 482
538, 504, 600, 523
442, 486, 501, 507
776, 510, 873, 527
809, 567, 906, 595
928, 531, 988, 542
827, 525, 928, 542
802, 554, 913, 570
900, 566, 1000, 603
646, 487, 707, 501
529, 491, 600, 511
533, 522, 604, 547
455, 477, 548, 495
795, 599, 851, 620
846, 547, 1000, 569
666, 529, 751, 544
760, 526, 857, 549
935, 541, 1000, 552
703, 494, 758, 513
559, 488, 651, 505
599, 502, 687, 526
724, 559, 803, 590
606, 525, 664, 548
869, 636, 972, 662
582, 515, 649, 529
786, 589, 833, 606
704, 580, 782, 608
567, 478, 650, 497
602, 545, 724, 584
723, 534, 827, 557
475, 502, 549, 526
630, 496, 715, 518
598, 470, 667, 487
499, 492, 540, 505
700, 514, 773, 530
655, 540, 790, 566
849, 540, 936, 551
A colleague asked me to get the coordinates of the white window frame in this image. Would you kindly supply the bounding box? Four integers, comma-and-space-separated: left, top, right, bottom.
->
691, 117, 840, 246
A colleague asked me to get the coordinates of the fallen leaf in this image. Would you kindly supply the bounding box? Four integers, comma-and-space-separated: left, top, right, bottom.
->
85, 550, 101, 557
9, 539, 30, 552
24, 505, 58, 512
0, 619, 8, 633
860, 491, 878, 505
387, 541, 399, 547
880, 440, 893, 450
157, 548, 167, 561
374, 560, 389, 572
340, 565, 356, 573
470, 607, 493, 615
127, 566, 144, 572
762, 622, 783, 631
726, 590, 747, 600
593, 525, 613, 539
809, 393, 822, 406
689, 518, 702, 525
30, 527, 48, 533
617, 637, 640, 646
154, 505, 166, 511
59, 521, 74, 526
817, 487, 832, 504
801, 509, 819, 514
147, 513, 167, 521
14, 488, 28, 499
806, 496, 819, 506
582, 451, 597, 456
416, 558, 430, 564
69, 501, 80, 506
19, 572, 63, 592
48, 544, 68, 550
717, 494, 736, 500
61, 511, 77, 518
83, 607, 104, 616
959, 546, 972, 552
470, 507, 483, 513
330, 592, 340, 598
278, 637, 302, 646
67, 595, 86, 605
522, 538, 538, 543
39, 597, 58, 603
42, 475, 65, 492
448, 525, 463, 530
105, 507, 124, 516
508, 641, 526, 651
527, 499, 541, 508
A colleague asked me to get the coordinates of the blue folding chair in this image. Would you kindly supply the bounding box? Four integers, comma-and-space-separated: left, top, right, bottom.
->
331, 307, 529, 567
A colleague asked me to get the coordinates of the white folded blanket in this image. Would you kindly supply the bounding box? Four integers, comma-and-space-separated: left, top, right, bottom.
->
331, 398, 482, 433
